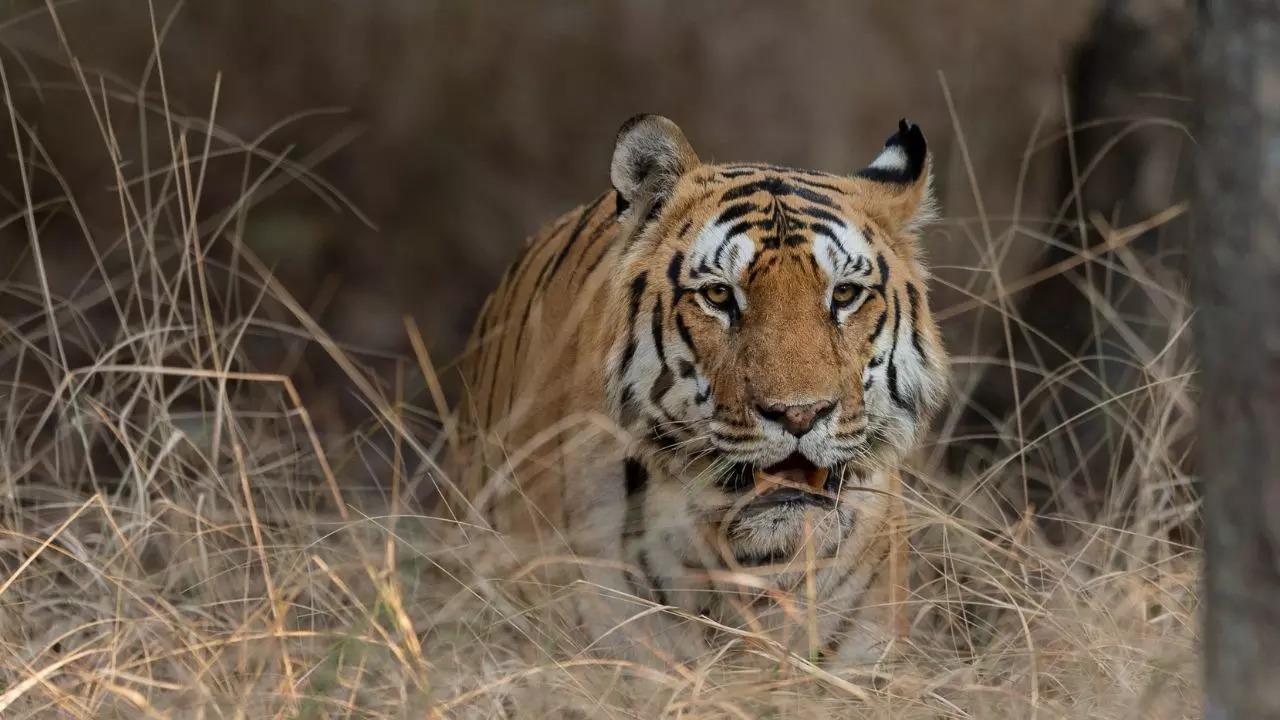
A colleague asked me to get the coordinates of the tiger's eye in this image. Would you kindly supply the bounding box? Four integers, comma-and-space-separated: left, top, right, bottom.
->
702, 283, 733, 307
832, 283, 860, 306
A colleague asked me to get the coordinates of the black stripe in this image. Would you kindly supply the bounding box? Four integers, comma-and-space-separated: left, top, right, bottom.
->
869, 306, 889, 345
648, 297, 680, 418
721, 220, 753, 248
851, 255, 872, 277
642, 197, 666, 225
623, 568, 648, 602
712, 424, 758, 439
618, 384, 640, 427
628, 273, 649, 318
537, 192, 609, 292
855, 167, 913, 184
722, 163, 843, 183
873, 253, 890, 295
769, 197, 791, 242
503, 197, 609, 418
814, 225, 856, 277
480, 229, 552, 427
674, 312, 698, 361
677, 359, 697, 379
625, 457, 648, 497
810, 223, 839, 244
481, 329, 507, 429
720, 177, 792, 204
712, 235, 734, 271
733, 546, 792, 567
721, 163, 775, 173
651, 297, 667, 364
785, 173, 845, 195
784, 204, 847, 227
568, 201, 622, 285
617, 273, 649, 377
650, 367, 675, 410
574, 218, 613, 277
789, 184, 838, 208
583, 241, 613, 277
884, 289, 917, 417
906, 282, 926, 358
667, 253, 685, 304
717, 201, 759, 226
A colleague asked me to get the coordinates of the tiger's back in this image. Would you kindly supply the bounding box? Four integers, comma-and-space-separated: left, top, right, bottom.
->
443, 114, 948, 665
449, 190, 629, 536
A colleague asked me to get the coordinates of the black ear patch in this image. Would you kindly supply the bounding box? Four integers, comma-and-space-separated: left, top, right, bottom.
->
855, 118, 928, 185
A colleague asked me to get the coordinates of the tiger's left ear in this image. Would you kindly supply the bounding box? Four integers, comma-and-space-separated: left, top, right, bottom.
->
852, 119, 937, 237
610, 114, 700, 220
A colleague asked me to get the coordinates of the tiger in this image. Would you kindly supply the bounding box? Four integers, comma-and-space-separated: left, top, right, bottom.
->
440, 114, 948, 667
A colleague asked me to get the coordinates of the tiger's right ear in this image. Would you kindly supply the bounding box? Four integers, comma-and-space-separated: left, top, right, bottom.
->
610, 114, 700, 219
851, 119, 937, 237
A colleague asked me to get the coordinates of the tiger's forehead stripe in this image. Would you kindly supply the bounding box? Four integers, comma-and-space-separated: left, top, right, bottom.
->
678, 169, 879, 287
718, 175, 842, 210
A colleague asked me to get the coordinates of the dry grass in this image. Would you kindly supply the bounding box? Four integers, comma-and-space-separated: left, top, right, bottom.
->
0, 17, 1199, 720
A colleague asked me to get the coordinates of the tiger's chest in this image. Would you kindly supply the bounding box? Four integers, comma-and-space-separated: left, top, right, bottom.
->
606, 459, 894, 649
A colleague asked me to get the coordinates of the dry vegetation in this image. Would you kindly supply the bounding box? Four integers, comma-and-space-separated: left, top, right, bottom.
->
0, 14, 1199, 720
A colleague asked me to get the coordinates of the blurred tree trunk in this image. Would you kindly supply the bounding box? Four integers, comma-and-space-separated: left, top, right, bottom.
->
1196, 1, 1280, 717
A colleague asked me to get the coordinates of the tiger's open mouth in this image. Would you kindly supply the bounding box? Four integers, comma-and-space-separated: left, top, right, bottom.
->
755, 452, 830, 494
723, 453, 840, 511
720, 452, 842, 504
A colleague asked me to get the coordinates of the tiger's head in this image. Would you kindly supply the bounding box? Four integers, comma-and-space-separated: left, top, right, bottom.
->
603, 114, 948, 514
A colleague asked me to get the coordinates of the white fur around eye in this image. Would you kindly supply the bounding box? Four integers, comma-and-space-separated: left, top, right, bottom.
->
831, 284, 870, 322
690, 219, 756, 284
812, 224, 874, 284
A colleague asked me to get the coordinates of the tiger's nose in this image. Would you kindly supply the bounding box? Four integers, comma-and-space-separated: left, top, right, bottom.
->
755, 399, 837, 437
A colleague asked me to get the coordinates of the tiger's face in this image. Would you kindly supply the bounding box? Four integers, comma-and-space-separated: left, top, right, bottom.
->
604, 115, 947, 521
